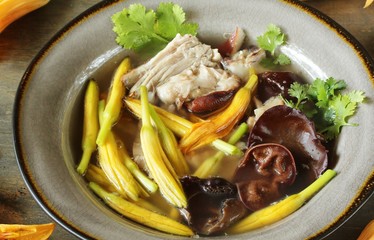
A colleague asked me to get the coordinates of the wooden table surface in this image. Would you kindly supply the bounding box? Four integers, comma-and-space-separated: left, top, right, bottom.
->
0, 0, 373, 239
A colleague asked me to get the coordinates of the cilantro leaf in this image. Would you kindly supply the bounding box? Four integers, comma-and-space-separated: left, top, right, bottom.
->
257, 24, 285, 55
325, 77, 347, 94
155, 2, 198, 40
257, 24, 291, 67
260, 53, 291, 68
310, 78, 330, 108
112, 3, 198, 54
259, 57, 277, 69
112, 5, 162, 51
287, 82, 309, 108
321, 94, 358, 139
286, 77, 365, 140
347, 90, 365, 103
274, 53, 291, 65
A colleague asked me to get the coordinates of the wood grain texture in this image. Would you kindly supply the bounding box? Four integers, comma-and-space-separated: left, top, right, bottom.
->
0, 0, 372, 239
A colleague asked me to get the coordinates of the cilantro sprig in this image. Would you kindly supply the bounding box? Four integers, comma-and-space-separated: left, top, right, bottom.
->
257, 24, 291, 68
112, 3, 198, 54
285, 77, 365, 140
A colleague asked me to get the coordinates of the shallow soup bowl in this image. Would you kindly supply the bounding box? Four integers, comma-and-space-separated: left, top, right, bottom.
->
13, 0, 374, 239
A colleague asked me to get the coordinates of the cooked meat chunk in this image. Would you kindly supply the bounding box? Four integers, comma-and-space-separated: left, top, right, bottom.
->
156, 65, 239, 108
222, 47, 266, 80
122, 34, 240, 108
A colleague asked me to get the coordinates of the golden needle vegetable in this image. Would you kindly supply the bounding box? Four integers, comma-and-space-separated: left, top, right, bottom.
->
140, 86, 187, 208
228, 169, 337, 234
86, 164, 118, 193
89, 182, 194, 236
77, 80, 100, 175
97, 100, 140, 201
125, 98, 241, 156
149, 104, 189, 176
0, 223, 55, 240
194, 122, 248, 178
358, 220, 374, 240
117, 139, 158, 193
97, 132, 141, 201
0, 0, 49, 33
364, 0, 373, 8
126, 98, 191, 136
96, 58, 131, 146
86, 164, 161, 212
180, 72, 258, 153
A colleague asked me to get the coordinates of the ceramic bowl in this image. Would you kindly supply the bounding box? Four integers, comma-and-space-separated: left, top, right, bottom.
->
13, 0, 374, 239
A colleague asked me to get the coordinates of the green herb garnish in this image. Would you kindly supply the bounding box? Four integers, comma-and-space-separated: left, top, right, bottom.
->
285, 77, 365, 140
257, 24, 291, 68
112, 3, 198, 55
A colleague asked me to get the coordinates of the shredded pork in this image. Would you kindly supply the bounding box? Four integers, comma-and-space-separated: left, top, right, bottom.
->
122, 34, 241, 108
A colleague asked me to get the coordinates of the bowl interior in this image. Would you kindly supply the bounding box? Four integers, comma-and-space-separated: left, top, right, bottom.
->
14, 0, 374, 239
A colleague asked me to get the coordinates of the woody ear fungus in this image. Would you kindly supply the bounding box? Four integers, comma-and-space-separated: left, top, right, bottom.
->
180, 176, 248, 235
257, 71, 301, 102
233, 143, 297, 211
247, 105, 328, 185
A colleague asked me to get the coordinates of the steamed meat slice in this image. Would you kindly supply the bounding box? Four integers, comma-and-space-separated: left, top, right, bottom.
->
253, 96, 284, 120
122, 34, 241, 108
156, 65, 239, 108
222, 47, 266, 80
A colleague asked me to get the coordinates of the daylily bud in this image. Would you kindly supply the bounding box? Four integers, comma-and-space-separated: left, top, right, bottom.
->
0, 0, 49, 33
